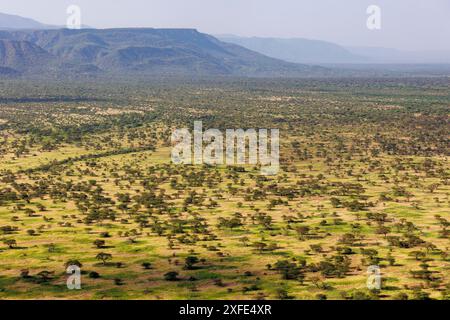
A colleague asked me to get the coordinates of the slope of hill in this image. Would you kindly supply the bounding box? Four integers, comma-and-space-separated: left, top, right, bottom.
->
0, 65, 19, 76
217, 35, 367, 64
0, 12, 53, 30
0, 28, 328, 77
0, 39, 54, 71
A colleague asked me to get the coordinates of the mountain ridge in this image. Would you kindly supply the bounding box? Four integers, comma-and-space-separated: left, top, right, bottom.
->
0, 39, 54, 71
0, 28, 329, 78
217, 35, 367, 64
0, 12, 54, 30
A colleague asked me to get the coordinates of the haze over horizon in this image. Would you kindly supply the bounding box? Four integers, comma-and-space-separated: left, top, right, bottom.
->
1, 0, 449, 52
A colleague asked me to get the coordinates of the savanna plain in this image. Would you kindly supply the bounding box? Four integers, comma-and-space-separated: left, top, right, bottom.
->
0, 77, 448, 300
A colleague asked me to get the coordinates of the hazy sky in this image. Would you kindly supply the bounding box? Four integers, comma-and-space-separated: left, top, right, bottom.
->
2, 0, 450, 51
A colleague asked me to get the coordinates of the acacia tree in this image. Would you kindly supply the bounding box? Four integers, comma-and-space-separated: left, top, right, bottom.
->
96, 252, 112, 265
184, 256, 199, 270
3, 239, 17, 249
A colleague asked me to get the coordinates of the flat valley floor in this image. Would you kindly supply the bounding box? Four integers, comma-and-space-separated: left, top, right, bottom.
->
0, 78, 448, 300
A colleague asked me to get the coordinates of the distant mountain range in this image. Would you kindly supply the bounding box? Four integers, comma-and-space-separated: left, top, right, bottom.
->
0, 12, 53, 30
0, 11, 91, 31
218, 35, 450, 65
0, 28, 330, 78
0, 12, 449, 79
217, 35, 367, 64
